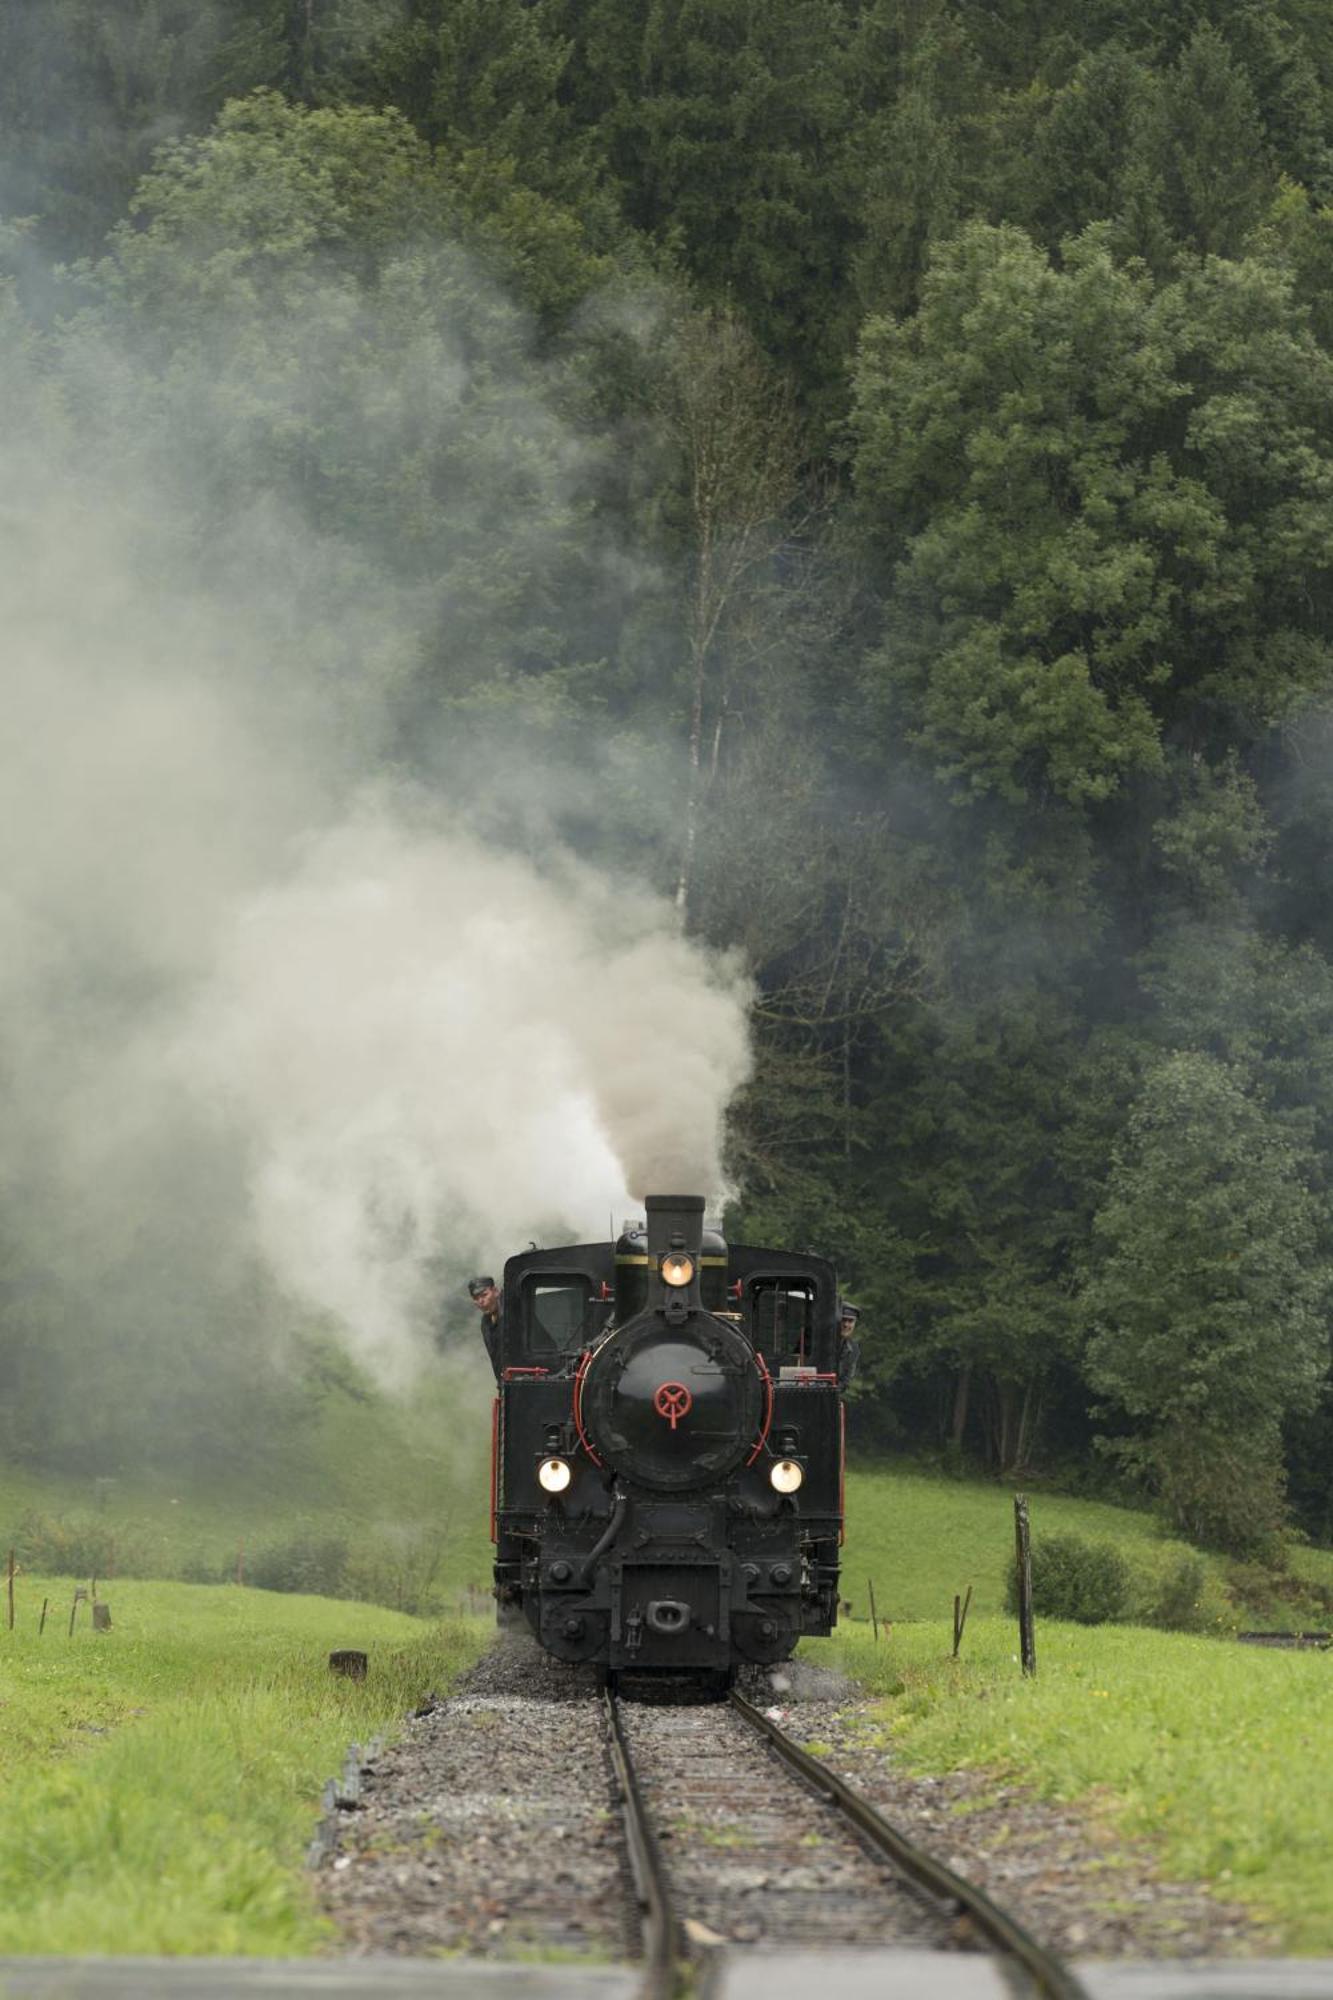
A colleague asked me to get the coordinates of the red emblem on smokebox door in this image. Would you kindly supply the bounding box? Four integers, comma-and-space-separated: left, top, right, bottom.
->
653, 1382, 693, 1429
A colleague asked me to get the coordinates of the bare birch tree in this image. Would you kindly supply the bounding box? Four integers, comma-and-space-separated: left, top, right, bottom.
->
654, 307, 803, 917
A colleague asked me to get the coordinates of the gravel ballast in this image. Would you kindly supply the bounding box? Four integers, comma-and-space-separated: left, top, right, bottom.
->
319, 1643, 626, 1960
317, 1638, 1274, 1966
758, 1660, 1275, 1962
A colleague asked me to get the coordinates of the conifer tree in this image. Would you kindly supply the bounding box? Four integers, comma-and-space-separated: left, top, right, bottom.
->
1158, 24, 1275, 254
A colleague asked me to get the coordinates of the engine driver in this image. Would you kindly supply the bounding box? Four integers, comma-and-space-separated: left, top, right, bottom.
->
468, 1275, 504, 1379
837, 1300, 861, 1390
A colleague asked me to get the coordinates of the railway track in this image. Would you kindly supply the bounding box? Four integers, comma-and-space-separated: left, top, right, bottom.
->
603, 1684, 1091, 2000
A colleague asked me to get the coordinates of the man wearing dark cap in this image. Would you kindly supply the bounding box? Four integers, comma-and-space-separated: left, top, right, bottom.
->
837, 1300, 861, 1391
469, 1275, 504, 1379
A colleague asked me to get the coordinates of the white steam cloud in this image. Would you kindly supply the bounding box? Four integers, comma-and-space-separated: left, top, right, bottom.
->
178, 811, 750, 1377
0, 249, 752, 1394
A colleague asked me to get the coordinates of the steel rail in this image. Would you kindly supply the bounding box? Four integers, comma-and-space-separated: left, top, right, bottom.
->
730, 1688, 1092, 2000
603, 1688, 682, 2000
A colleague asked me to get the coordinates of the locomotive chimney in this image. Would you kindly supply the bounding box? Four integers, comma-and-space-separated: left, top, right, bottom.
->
645, 1193, 705, 1318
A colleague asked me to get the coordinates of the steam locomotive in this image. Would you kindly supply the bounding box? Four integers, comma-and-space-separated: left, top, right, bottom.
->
490, 1194, 843, 1683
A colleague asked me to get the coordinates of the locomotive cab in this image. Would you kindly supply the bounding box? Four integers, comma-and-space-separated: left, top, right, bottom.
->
491, 1195, 844, 1681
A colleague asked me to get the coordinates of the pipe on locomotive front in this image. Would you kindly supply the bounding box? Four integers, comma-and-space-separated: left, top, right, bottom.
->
577, 1486, 628, 1585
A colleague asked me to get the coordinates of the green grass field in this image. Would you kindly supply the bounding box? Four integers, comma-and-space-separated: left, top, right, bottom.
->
829, 1465, 1333, 1952
4, 1446, 1333, 1957
844, 1467, 1181, 1621
823, 1616, 1333, 1953
842, 1465, 1333, 1627
0, 1384, 494, 1609
0, 1580, 486, 1955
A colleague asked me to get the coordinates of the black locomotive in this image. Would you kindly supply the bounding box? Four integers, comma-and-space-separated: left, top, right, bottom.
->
490, 1194, 844, 1682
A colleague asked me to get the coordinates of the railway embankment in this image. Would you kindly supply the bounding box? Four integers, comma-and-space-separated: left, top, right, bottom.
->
826, 1617, 1329, 1953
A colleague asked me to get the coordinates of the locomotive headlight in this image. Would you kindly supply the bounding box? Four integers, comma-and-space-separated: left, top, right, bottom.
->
770, 1459, 804, 1494
538, 1457, 572, 1494
661, 1252, 695, 1287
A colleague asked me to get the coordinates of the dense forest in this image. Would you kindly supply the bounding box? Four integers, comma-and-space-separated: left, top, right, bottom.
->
5, 0, 1333, 1558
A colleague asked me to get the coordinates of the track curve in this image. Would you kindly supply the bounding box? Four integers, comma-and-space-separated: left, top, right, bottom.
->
729, 1689, 1091, 2000
603, 1684, 1092, 2000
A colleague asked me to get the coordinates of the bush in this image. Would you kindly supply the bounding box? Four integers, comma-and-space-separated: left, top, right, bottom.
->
1144, 1552, 1210, 1631
1118, 1546, 1227, 1633
6, 1509, 145, 1579
1006, 1531, 1129, 1624
247, 1528, 349, 1597
243, 1525, 453, 1612
178, 1550, 228, 1585
1224, 1557, 1333, 1631
344, 1527, 449, 1617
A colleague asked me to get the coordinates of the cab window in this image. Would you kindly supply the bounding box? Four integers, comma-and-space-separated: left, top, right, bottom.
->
521, 1275, 594, 1357
749, 1279, 816, 1365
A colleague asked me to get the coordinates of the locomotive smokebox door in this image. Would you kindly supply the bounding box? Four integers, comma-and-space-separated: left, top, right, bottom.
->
580, 1316, 763, 1491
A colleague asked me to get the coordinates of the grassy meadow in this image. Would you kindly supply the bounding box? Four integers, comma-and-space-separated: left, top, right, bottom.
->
0, 1393, 492, 1952
0, 1578, 486, 1954
3, 1443, 1332, 1956
823, 1616, 1333, 1953
842, 1464, 1333, 1628
0, 1378, 494, 1611
828, 1467, 1333, 1954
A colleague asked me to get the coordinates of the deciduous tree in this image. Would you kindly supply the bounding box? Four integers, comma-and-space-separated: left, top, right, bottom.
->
1083, 1050, 1328, 1551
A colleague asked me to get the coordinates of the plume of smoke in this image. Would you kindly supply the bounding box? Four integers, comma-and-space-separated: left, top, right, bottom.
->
176, 811, 750, 1380
0, 242, 752, 1414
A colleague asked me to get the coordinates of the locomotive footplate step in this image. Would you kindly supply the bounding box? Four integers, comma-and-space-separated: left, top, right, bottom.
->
708, 1952, 1333, 2000
0, 1961, 638, 2000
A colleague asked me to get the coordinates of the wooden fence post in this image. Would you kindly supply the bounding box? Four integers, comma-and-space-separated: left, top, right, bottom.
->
1014, 1494, 1036, 1677
953, 1584, 973, 1658
6, 1548, 13, 1632
867, 1577, 880, 1644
